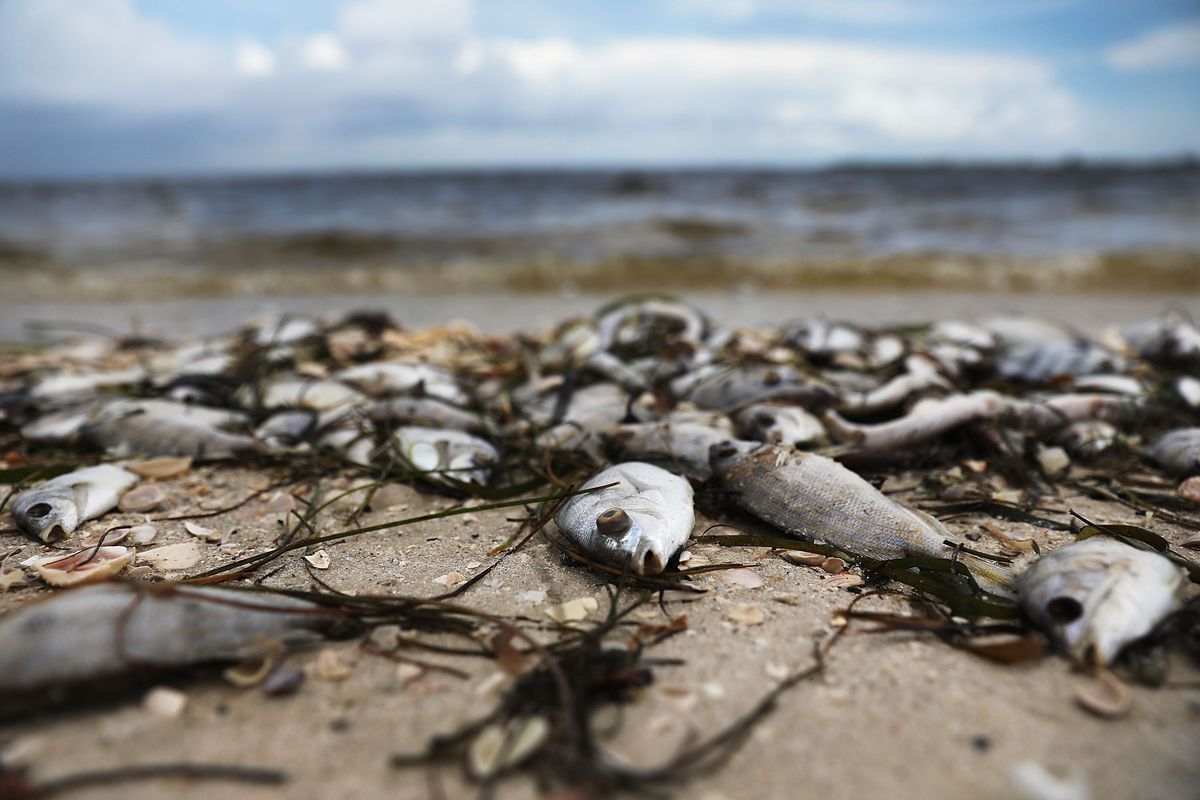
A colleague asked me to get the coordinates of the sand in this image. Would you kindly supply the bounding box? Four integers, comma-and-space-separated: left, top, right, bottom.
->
0, 292, 1198, 800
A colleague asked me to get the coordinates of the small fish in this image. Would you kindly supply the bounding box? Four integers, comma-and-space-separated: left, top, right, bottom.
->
1054, 420, 1119, 460
394, 427, 499, 486
996, 341, 1123, 383
80, 409, 262, 461
839, 355, 952, 415
554, 462, 694, 575
11, 464, 138, 543
335, 361, 465, 404
252, 375, 365, 411
366, 397, 489, 434
1119, 316, 1200, 365
1147, 428, 1200, 477
733, 402, 826, 447
675, 365, 834, 412
606, 411, 735, 480
0, 584, 333, 704
1017, 537, 1185, 665
709, 442, 1013, 595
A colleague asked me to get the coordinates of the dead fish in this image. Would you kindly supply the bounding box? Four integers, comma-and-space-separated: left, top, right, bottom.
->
709, 442, 1013, 595
554, 462, 694, 575
675, 365, 835, 412
29, 367, 146, 399
606, 411, 735, 480
1119, 316, 1200, 365
1147, 428, 1200, 476
252, 375, 364, 411
839, 355, 952, 415
335, 361, 465, 404
366, 397, 489, 434
255, 409, 319, 449
1054, 420, 1119, 460
0, 584, 334, 703
787, 319, 865, 358
80, 410, 262, 461
595, 297, 707, 357
996, 341, 1123, 383
1017, 537, 1185, 665
733, 402, 826, 447
11, 464, 138, 543
393, 427, 498, 486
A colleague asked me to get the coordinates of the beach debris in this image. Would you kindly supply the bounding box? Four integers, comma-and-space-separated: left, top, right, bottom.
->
1007, 761, 1092, 800
143, 686, 188, 718
185, 521, 223, 542
725, 603, 765, 626
433, 571, 467, 590
118, 483, 168, 512
1072, 669, 1131, 719
1017, 537, 1185, 665
1146, 428, 1200, 476
304, 549, 331, 570
224, 640, 288, 688
32, 546, 134, 587
393, 427, 498, 487
468, 716, 549, 779
11, 464, 138, 542
0, 568, 29, 592
545, 597, 599, 623
138, 541, 204, 571
313, 649, 354, 681
126, 456, 193, 479
710, 442, 1013, 595
0, 584, 331, 701
553, 462, 694, 575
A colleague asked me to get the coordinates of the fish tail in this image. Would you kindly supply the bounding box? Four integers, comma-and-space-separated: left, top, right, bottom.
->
959, 553, 1016, 598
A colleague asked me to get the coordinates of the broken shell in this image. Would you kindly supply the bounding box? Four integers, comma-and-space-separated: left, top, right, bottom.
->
142, 686, 188, 718
821, 557, 847, 574
0, 568, 29, 592
781, 552, 827, 567
395, 663, 424, 684
304, 549, 331, 570
823, 572, 865, 589
34, 546, 134, 587
138, 541, 203, 571
184, 521, 222, 542
1036, 446, 1070, 479
1073, 669, 1131, 719
127, 457, 192, 479
1179, 476, 1200, 502
128, 524, 158, 545
468, 716, 549, 779
433, 571, 467, 589
720, 567, 766, 589
314, 648, 354, 681
725, 603, 765, 626
223, 640, 287, 688
118, 484, 167, 513
545, 597, 599, 623
515, 590, 547, 605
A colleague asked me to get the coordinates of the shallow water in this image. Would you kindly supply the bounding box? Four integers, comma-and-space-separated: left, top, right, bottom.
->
1, 166, 1197, 297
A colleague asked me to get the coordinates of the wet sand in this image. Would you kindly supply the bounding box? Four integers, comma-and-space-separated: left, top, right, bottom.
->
1, 289, 1196, 342
1, 466, 1197, 800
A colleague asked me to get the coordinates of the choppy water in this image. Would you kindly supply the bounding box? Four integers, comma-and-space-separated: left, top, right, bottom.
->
1, 165, 1197, 296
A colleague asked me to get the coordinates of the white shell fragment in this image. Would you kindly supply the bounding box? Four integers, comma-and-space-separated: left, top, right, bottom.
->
32, 546, 134, 587
139, 541, 204, 571
468, 716, 549, 779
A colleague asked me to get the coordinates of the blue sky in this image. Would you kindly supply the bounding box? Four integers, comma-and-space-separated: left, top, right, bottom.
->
0, 0, 1197, 177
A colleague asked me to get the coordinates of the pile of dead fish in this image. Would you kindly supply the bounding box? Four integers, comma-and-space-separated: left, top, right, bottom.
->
1, 298, 1198, 701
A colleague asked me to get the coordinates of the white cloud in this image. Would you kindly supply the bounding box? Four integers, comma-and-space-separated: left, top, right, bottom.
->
337, 0, 473, 46
235, 39, 277, 78
673, 0, 929, 24
1106, 20, 1200, 72
302, 34, 348, 72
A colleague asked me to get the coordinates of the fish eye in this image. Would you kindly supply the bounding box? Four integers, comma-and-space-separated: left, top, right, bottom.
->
713, 443, 738, 459
595, 507, 631, 538
762, 370, 781, 386
1045, 596, 1084, 624
27, 502, 52, 519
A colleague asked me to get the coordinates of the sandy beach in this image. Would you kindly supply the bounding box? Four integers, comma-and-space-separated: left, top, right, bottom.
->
0, 292, 1197, 800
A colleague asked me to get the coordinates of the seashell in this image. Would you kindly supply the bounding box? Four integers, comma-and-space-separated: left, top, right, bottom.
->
468, 716, 549, 779
33, 546, 134, 587
184, 521, 222, 542
303, 549, 331, 570
119, 484, 167, 512
1073, 669, 1131, 719
138, 541, 203, 571
725, 603, 765, 626
126, 457, 193, 479
544, 597, 598, 623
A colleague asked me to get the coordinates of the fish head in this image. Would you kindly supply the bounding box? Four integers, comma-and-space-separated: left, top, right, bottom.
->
591, 506, 672, 575
707, 440, 760, 479
13, 492, 79, 543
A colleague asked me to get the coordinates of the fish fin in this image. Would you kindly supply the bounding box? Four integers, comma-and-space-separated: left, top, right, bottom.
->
958, 553, 1016, 599
911, 507, 951, 536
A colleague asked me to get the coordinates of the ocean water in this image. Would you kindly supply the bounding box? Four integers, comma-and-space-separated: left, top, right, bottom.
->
1, 165, 1197, 297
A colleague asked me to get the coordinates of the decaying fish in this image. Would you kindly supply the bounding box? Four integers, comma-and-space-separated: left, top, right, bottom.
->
733, 402, 826, 447
80, 409, 262, 461
0, 583, 334, 703
1147, 428, 1200, 476
996, 341, 1123, 383
554, 462, 694, 575
366, 397, 489, 434
1054, 420, 1120, 460
710, 442, 1013, 594
335, 361, 465, 404
393, 427, 498, 486
11, 464, 138, 543
606, 411, 735, 480
675, 365, 834, 412
1017, 537, 1185, 665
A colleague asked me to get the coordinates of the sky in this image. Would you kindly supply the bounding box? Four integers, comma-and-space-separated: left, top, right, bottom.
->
0, 0, 1197, 177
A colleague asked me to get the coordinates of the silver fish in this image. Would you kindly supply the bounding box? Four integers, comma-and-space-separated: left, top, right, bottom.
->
80, 410, 262, 461
366, 397, 489, 434
1054, 420, 1119, 459
709, 442, 1013, 595
554, 462, 694, 575
1147, 428, 1200, 476
11, 464, 138, 542
675, 365, 834, 412
393, 426, 498, 486
996, 341, 1123, 383
1016, 537, 1185, 665
335, 361, 465, 404
606, 411, 735, 480
733, 402, 826, 447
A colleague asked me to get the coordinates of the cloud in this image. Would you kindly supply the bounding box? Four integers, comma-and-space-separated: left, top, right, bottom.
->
671, 0, 931, 24
236, 39, 277, 78
0, 0, 1101, 175
1106, 20, 1200, 72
